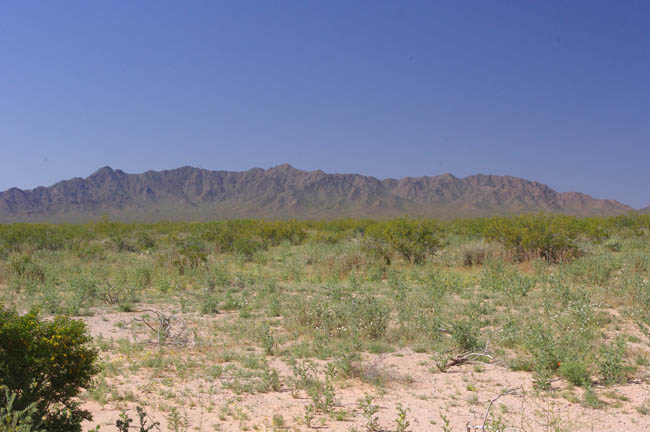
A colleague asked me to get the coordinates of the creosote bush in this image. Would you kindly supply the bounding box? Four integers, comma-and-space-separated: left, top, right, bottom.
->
483, 214, 582, 262
363, 218, 441, 265
0, 308, 98, 431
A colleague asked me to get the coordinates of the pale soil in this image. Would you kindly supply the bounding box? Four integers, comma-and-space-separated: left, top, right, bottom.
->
78, 310, 650, 432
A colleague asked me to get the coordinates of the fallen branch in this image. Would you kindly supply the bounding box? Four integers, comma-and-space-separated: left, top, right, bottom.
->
436, 349, 498, 372
130, 309, 192, 346
481, 387, 519, 429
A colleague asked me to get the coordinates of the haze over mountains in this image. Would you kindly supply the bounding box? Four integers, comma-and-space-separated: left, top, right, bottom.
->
0, 165, 639, 222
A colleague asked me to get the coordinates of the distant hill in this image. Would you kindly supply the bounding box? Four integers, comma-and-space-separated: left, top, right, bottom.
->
640, 206, 650, 214
0, 164, 633, 222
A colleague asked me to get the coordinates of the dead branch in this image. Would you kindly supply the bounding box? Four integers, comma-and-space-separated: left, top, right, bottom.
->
130, 309, 193, 346
481, 387, 520, 429
436, 349, 499, 371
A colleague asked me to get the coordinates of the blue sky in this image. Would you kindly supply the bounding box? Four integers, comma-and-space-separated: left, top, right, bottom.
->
1, 1, 649, 208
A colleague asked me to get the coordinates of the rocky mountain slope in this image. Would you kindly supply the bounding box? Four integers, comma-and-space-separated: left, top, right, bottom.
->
0, 164, 634, 222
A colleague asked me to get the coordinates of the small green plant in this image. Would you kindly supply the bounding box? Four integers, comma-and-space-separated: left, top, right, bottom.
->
636, 398, 650, 415
582, 387, 604, 409
167, 407, 189, 432
358, 393, 379, 432
200, 294, 220, 315
303, 404, 315, 428
440, 413, 452, 432
0, 386, 43, 432
116, 410, 132, 432
598, 338, 626, 385
261, 364, 282, 392
289, 361, 315, 398
533, 366, 553, 391
308, 379, 336, 413
272, 414, 285, 429
559, 360, 590, 387
452, 319, 483, 352
116, 406, 160, 432
259, 323, 275, 356
395, 404, 410, 432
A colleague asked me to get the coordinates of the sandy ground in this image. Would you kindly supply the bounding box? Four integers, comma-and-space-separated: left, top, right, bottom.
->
79, 311, 650, 432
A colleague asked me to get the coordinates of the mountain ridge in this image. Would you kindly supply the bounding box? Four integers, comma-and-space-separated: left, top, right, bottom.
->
0, 165, 637, 222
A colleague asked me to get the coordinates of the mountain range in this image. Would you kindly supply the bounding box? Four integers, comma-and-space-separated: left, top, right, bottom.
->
0, 164, 640, 222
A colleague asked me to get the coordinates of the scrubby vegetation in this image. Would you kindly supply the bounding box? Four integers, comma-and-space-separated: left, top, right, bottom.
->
0, 310, 98, 431
0, 213, 649, 431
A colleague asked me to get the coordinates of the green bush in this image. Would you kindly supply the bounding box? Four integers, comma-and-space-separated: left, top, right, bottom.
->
479, 261, 534, 301
8, 255, 45, 283
460, 240, 493, 266
598, 338, 626, 385
200, 294, 220, 315
483, 214, 580, 262
559, 360, 590, 387
363, 218, 441, 265
566, 254, 621, 287
295, 294, 389, 341
525, 322, 561, 386
176, 240, 208, 270
452, 320, 483, 352
0, 308, 99, 431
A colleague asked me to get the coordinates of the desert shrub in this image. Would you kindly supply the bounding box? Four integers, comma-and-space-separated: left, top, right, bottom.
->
525, 322, 561, 384
460, 240, 492, 266
257, 220, 307, 246
109, 235, 136, 253
396, 299, 445, 344
201, 221, 275, 259
8, 254, 45, 283
323, 247, 369, 279
258, 323, 275, 355
295, 294, 389, 341
65, 277, 100, 314
559, 360, 591, 387
130, 266, 153, 290
231, 236, 266, 261
200, 294, 220, 315
598, 338, 627, 385
361, 235, 394, 266
363, 218, 441, 265
175, 240, 207, 271
93, 279, 137, 307
426, 270, 464, 298
625, 274, 650, 335
74, 243, 106, 260
0, 224, 81, 253
452, 319, 483, 352
134, 232, 156, 251
209, 265, 231, 288
0, 308, 99, 431
479, 261, 534, 301
605, 239, 622, 252
483, 214, 580, 262
566, 254, 621, 287
309, 230, 346, 245
437, 238, 505, 267
352, 295, 390, 340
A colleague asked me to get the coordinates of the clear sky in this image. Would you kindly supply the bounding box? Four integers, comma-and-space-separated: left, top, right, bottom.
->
1, 1, 649, 208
